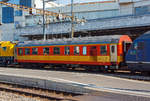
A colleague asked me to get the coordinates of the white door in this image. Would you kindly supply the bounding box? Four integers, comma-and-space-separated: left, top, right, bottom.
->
110, 45, 117, 62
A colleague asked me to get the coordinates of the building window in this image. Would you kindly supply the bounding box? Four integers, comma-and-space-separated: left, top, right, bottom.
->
100, 46, 107, 55
32, 48, 38, 55
53, 47, 60, 55
18, 48, 23, 55
83, 46, 87, 55
135, 6, 150, 15
43, 47, 49, 55
25, 48, 30, 55
74, 46, 80, 55
64, 47, 70, 55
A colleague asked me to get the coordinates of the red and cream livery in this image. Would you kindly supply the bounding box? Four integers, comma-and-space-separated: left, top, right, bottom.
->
15, 35, 132, 71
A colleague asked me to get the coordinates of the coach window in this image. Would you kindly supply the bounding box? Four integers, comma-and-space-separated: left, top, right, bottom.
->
100, 46, 107, 55
83, 46, 87, 55
32, 48, 38, 55
64, 47, 70, 55
53, 47, 60, 55
43, 47, 49, 55
18, 48, 23, 55
74, 46, 80, 55
25, 48, 30, 55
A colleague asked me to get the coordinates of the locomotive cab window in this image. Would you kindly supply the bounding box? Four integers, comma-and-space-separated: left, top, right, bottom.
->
25, 48, 30, 55
43, 47, 49, 55
64, 47, 70, 55
53, 47, 60, 55
83, 46, 87, 55
138, 42, 144, 50
132, 42, 138, 50
2, 47, 7, 51
18, 48, 23, 55
32, 48, 38, 55
100, 46, 107, 55
74, 46, 80, 55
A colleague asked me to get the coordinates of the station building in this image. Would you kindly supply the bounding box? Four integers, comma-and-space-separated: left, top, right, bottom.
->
0, 0, 150, 41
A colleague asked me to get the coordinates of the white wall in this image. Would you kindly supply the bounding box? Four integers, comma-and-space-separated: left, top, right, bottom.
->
119, 3, 134, 15
0, 24, 15, 41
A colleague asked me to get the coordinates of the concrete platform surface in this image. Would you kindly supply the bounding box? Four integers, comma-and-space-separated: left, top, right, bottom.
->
0, 67, 149, 98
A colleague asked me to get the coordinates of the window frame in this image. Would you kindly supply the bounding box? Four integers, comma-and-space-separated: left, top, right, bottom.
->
43, 47, 50, 55
100, 45, 107, 55
25, 48, 30, 55
82, 46, 87, 55
2, 47, 7, 51
18, 48, 23, 55
53, 47, 60, 55
64, 46, 70, 55
32, 48, 38, 55
138, 42, 144, 50
74, 46, 80, 55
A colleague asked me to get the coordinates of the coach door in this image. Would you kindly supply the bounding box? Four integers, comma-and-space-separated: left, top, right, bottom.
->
110, 45, 117, 62
90, 46, 97, 61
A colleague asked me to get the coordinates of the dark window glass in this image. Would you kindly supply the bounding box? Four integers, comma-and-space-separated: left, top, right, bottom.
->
130, 50, 137, 55
111, 46, 115, 53
53, 47, 60, 55
90, 46, 97, 56
25, 48, 30, 55
83, 46, 87, 55
74, 46, 80, 55
64, 47, 70, 55
132, 42, 138, 50
43, 47, 49, 55
100, 46, 107, 55
32, 48, 38, 55
14, 48, 17, 55
138, 42, 144, 50
18, 48, 23, 55
2, 47, 7, 51
91, 46, 96, 49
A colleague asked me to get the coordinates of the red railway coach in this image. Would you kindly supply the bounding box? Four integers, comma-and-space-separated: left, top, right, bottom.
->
15, 35, 132, 71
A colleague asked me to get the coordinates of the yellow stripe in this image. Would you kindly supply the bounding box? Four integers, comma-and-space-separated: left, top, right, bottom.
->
117, 56, 123, 63
17, 55, 123, 63
17, 55, 110, 62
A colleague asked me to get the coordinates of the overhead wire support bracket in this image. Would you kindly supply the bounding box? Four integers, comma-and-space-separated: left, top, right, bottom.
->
0, 1, 72, 19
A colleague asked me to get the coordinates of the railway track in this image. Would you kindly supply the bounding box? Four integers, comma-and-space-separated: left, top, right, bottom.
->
0, 82, 81, 101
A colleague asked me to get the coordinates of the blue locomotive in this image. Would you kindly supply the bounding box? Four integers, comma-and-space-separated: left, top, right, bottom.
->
126, 31, 150, 73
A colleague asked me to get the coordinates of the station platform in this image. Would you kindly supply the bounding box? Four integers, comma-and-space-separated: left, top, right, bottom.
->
0, 67, 150, 98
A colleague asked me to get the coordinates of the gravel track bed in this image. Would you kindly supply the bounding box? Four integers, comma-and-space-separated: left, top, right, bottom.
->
0, 91, 49, 101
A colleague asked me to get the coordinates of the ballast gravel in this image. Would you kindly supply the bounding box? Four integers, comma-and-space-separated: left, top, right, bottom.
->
0, 91, 49, 101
